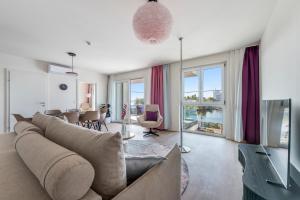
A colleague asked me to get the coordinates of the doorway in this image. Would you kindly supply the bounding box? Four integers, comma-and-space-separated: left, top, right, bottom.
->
130, 78, 145, 123
79, 82, 96, 111
113, 78, 144, 123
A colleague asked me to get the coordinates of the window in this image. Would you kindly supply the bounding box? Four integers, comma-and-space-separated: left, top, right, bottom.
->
184, 70, 199, 102
183, 64, 225, 135
280, 107, 289, 147
130, 78, 145, 123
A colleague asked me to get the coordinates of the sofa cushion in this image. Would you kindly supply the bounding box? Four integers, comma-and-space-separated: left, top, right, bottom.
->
32, 112, 55, 131
45, 117, 126, 200
14, 121, 44, 135
15, 131, 95, 200
125, 155, 166, 184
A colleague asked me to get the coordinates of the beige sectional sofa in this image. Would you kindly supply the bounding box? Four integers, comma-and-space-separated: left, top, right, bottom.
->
0, 113, 181, 200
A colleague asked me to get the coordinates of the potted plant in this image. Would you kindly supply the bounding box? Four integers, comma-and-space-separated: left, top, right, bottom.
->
196, 107, 207, 131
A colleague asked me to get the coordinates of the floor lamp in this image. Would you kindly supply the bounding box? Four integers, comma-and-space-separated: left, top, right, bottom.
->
179, 37, 191, 153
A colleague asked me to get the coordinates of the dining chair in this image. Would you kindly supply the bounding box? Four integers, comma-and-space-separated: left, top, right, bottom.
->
67, 108, 80, 112
64, 112, 80, 125
80, 111, 100, 130
98, 112, 108, 131
44, 110, 63, 117
80, 103, 92, 112
12, 114, 32, 122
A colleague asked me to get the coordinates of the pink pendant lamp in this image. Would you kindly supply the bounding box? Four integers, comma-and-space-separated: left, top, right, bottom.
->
133, 0, 173, 44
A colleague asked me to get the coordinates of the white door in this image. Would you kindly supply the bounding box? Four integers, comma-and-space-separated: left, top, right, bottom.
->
8, 69, 47, 131
48, 73, 77, 112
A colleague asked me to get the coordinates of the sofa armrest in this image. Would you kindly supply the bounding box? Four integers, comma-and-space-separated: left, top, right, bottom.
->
112, 145, 181, 200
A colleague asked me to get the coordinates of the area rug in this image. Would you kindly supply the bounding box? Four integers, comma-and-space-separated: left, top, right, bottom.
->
124, 140, 190, 195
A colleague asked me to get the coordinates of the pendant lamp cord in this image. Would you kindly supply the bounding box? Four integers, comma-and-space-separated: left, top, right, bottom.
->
72, 56, 74, 72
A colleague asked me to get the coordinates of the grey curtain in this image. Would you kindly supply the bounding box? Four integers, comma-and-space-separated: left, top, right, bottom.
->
163, 64, 170, 129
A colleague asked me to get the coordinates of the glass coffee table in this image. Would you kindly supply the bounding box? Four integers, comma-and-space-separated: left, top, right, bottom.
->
121, 131, 135, 140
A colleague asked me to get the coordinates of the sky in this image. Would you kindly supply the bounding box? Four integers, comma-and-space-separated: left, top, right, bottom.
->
130, 82, 144, 104
184, 66, 222, 98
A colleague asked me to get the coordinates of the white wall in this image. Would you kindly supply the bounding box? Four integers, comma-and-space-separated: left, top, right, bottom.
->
48, 73, 77, 111
261, 0, 300, 172
0, 52, 108, 133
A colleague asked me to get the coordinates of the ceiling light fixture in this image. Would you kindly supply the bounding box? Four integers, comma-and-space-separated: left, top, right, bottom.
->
85, 41, 91, 46
133, 0, 173, 44
66, 52, 78, 76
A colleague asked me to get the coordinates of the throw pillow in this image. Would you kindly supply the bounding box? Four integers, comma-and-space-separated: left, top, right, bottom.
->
14, 121, 44, 136
45, 117, 126, 200
145, 111, 158, 121
32, 112, 55, 131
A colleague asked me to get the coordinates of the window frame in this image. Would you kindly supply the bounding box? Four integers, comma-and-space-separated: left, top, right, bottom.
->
182, 62, 226, 136
182, 63, 226, 107
129, 78, 145, 124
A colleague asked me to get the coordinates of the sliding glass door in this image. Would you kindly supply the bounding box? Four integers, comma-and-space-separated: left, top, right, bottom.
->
130, 78, 145, 123
114, 81, 129, 122
183, 64, 225, 136
114, 78, 144, 123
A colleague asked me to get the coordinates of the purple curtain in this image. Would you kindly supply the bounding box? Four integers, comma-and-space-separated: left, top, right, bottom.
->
151, 65, 164, 129
242, 46, 260, 144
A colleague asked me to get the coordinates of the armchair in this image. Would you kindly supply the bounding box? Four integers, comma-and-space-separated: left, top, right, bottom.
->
137, 104, 163, 136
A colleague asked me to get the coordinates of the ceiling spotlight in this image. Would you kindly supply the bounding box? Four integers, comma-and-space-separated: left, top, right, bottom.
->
85, 41, 91, 46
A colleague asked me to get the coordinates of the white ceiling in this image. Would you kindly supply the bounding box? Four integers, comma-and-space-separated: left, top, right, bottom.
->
0, 0, 277, 74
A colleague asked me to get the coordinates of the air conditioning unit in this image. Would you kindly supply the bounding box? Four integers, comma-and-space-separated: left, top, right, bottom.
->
48, 64, 71, 74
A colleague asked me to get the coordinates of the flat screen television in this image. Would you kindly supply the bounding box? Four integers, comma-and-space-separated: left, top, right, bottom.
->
261, 99, 291, 189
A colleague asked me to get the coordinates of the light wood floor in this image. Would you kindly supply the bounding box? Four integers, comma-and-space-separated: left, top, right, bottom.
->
107, 123, 243, 200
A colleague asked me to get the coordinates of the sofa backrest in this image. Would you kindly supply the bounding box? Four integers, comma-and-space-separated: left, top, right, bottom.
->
45, 117, 126, 200
32, 112, 55, 131
14, 121, 44, 135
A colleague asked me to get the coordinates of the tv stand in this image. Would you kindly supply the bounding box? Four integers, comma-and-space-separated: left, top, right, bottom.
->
238, 144, 300, 200
265, 179, 285, 188
255, 151, 271, 156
